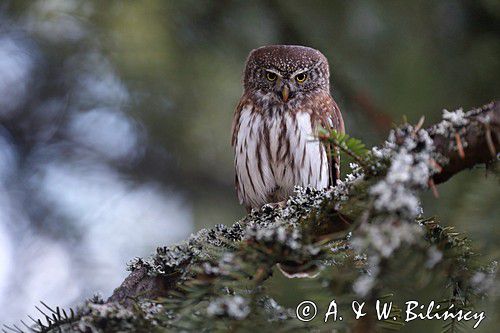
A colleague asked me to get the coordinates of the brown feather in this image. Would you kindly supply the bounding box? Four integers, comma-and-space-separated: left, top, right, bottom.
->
314, 93, 344, 185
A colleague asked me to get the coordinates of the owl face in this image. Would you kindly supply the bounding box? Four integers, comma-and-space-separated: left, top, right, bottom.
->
243, 45, 330, 104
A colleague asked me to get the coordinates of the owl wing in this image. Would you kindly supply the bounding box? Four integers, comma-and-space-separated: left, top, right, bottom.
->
231, 96, 247, 148
231, 96, 254, 210
315, 95, 344, 186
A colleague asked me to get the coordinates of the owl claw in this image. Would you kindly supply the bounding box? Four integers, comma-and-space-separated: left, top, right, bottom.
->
264, 200, 286, 210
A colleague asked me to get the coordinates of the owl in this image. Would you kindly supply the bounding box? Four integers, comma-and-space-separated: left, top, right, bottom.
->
231, 45, 344, 212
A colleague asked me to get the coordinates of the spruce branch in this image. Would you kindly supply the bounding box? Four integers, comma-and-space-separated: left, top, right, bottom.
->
110, 101, 498, 309
429, 101, 499, 184
18, 101, 498, 332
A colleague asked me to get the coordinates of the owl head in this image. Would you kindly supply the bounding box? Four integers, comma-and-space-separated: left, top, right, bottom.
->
243, 45, 330, 104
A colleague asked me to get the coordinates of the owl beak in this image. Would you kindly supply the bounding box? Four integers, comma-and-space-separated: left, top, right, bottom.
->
281, 85, 290, 102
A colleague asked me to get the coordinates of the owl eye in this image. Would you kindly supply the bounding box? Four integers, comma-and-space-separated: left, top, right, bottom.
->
266, 72, 277, 81
295, 73, 307, 83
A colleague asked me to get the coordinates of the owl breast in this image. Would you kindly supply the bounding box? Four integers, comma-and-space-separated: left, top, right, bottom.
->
233, 102, 329, 210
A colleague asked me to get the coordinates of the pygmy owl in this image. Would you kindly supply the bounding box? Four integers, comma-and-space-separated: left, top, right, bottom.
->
231, 45, 344, 212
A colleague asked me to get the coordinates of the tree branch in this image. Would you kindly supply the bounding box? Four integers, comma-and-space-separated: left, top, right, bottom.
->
107, 101, 499, 306
431, 101, 499, 184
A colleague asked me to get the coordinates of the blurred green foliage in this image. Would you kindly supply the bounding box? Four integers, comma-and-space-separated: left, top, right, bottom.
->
7, 1, 498, 331
85, 0, 499, 241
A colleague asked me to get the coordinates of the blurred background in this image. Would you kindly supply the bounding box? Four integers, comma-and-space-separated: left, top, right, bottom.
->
0, 0, 498, 329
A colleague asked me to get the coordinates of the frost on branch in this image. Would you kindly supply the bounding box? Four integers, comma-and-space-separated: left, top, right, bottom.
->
21, 102, 498, 333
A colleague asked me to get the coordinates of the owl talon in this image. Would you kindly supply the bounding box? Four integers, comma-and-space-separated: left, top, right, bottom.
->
263, 200, 286, 210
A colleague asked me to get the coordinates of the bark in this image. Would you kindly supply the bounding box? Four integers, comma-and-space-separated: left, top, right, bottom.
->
431, 101, 499, 184
107, 267, 176, 305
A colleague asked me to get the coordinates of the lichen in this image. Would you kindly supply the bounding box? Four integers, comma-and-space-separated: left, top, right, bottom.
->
258, 296, 294, 322
369, 126, 435, 219
207, 295, 250, 320
128, 177, 365, 277
434, 108, 469, 135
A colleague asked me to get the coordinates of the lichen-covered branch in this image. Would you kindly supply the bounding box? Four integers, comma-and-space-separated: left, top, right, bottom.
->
13, 101, 498, 333
107, 101, 498, 308
430, 101, 499, 184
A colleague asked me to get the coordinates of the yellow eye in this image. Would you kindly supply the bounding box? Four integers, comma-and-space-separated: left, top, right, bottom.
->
266, 72, 277, 81
295, 73, 307, 83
